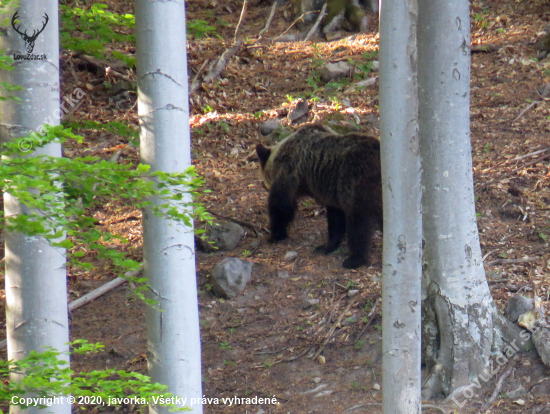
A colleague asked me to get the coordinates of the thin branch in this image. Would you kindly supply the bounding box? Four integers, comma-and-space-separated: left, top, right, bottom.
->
274, 11, 318, 40
208, 210, 261, 235
0, 269, 141, 350
512, 100, 539, 124
313, 298, 356, 360
304, 2, 327, 42
258, 1, 278, 38
234, 0, 248, 42
476, 152, 550, 191
355, 297, 380, 343
487, 257, 539, 266
482, 366, 514, 410
189, 59, 210, 95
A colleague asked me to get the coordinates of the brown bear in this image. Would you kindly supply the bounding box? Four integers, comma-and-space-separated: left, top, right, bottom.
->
256, 125, 382, 269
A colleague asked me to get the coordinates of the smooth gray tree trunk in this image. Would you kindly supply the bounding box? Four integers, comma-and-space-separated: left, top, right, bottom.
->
135, 1, 203, 413
0, 1, 70, 413
379, 0, 422, 412
418, 0, 508, 401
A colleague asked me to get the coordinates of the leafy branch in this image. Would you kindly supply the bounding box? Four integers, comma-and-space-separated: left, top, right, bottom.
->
0, 340, 189, 411
2, 125, 211, 304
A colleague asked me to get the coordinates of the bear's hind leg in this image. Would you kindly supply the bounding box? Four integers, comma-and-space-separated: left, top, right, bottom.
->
314, 206, 346, 254
342, 210, 374, 269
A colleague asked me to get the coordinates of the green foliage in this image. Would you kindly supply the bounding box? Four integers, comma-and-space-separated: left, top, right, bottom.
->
1, 125, 212, 304
0, 340, 189, 411
60, 3, 135, 68
187, 19, 217, 39
0, 52, 23, 102
219, 342, 232, 351
63, 120, 139, 143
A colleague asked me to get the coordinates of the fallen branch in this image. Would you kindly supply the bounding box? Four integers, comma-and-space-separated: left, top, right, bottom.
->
74, 53, 134, 83
482, 365, 514, 410
208, 210, 261, 235
234, 0, 248, 42
203, 40, 244, 85
313, 298, 356, 360
0, 269, 141, 350
487, 257, 539, 266
510, 147, 550, 162
476, 152, 550, 191
512, 100, 539, 124
189, 59, 210, 95
254, 346, 311, 368
471, 44, 502, 53
487, 278, 511, 285
258, 1, 278, 38
304, 2, 327, 42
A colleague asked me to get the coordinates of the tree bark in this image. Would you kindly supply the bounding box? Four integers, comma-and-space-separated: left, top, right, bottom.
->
0, 2, 70, 413
135, 1, 203, 413
418, 0, 509, 401
379, 0, 422, 412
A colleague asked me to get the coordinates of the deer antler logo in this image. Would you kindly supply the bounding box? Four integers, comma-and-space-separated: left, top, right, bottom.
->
11, 11, 49, 54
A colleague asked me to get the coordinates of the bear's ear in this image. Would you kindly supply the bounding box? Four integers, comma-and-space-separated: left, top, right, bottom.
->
256, 144, 271, 168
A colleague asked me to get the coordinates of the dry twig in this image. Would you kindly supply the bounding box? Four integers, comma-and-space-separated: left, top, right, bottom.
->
258, 1, 278, 38
234, 0, 248, 42
203, 40, 244, 85
189, 59, 210, 95
476, 152, 550, 191
482, 365, 514, 410
304, 2, 327, 42
512, 100, 539, 124
355, 297, 381, 343
313, 298, 356, 359
208, 210, 261, 235
274, 11, 318, 40
487, 257, 539, 266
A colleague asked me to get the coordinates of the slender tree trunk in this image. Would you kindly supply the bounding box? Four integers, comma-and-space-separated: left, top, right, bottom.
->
379, 0, 422, 412
0, 2, 70, 414
135, 1, 203, 413
418, 0, 502, 400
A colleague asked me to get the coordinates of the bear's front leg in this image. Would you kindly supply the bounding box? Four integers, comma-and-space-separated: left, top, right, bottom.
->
268, 184, 297, 242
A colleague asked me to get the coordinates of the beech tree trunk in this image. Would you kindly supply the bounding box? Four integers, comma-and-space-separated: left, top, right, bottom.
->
417, 0, 522, 402
135, 1, 203, 413
379, 0, 422, 412
0, 1, 70, 413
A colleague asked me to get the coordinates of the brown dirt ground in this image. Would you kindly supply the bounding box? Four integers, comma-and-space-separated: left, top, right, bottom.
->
2, 0, 550, 413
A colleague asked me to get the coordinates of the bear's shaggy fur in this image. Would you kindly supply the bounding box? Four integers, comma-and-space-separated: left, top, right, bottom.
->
256, 125, 382, 269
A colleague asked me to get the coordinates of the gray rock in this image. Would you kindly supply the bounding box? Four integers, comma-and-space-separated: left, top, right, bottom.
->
259, 119, 282, 136
506, 294, 534, 322
302, 298, 320, 309
274, 34, 300, 42
284, 251, 299, 262
278, 270, 290, 278
319, 61, 351, 83
506, 386, 527, 399
288, 99, 309, 121
202, 221, 245, 252
210, 258, 253, 298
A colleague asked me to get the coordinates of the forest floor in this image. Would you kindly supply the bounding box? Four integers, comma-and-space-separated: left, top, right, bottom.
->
3, 0, 550, 413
